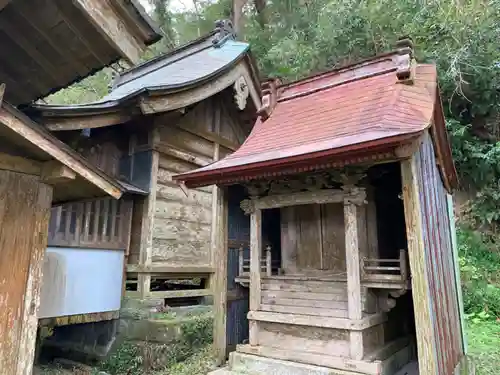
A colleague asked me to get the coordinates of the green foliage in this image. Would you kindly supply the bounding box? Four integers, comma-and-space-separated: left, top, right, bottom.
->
99, 315, 213, 375
458, 227, 500, 319
466, 320, 500, 375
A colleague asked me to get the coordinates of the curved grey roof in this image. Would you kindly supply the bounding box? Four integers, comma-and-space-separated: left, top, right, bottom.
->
31, 22, 250, 113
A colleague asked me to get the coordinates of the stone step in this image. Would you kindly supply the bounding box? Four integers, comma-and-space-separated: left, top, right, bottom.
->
228, 352, 370, 375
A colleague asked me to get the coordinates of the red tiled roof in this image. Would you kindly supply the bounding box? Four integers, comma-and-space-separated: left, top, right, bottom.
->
174, 52, 457, 190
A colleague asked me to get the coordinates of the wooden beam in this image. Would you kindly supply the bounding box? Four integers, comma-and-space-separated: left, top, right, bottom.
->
139, 63, 252, 114
447, 193, 468, 354
109, 0, 153, 43
40, 161, 77, 185
56, 0, 108, 66
0, 171, 52, 375
236, 345, 382, 375
364, 336, 411, 361
137, 151, 159, 298
0, 104, 122, 199
247, 311, 387, 331
400, 157, 438, 375
0, 152, 42, 175
38, 310, 119, 327
249, 209, 262, 346
13, 3, 88, 76
154, 142, 211, 167
394, 135, 423, 158
126, 289, 212, 300
44, 112, 131, 131
73, 0, 145, 65
0, 17, 61, 84
212, 187, 228, 365
126, 264, 214, 274
240, 187, 366, 214
210, 105, 229, 365
344, 202, 364, 360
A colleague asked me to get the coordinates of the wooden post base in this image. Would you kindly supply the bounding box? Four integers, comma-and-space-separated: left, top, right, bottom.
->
0, 170, 52, 375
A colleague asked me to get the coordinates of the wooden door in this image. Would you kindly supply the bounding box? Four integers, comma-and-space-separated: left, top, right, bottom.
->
282, 203, 346, 273
0, 171, 52, 375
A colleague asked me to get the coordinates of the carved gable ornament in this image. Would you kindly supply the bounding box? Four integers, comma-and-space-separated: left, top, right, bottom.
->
234, 76, 249, 110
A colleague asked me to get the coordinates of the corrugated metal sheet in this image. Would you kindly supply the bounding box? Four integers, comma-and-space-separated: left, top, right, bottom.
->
415, 132, 463, 374
39, 248, 124, 319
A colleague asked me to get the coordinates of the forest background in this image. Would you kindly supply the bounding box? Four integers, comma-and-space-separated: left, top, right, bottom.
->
44, 1, 500, 373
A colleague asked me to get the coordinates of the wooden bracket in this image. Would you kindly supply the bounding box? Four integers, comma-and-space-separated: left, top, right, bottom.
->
0, 152, 41, 175
40, 161, 76, 185
394, 135, 424, 158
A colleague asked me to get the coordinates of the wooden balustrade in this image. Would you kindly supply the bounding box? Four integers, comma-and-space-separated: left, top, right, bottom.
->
238, 245, 276, 277
48, 198, 133, 250
361, 249, 409, 283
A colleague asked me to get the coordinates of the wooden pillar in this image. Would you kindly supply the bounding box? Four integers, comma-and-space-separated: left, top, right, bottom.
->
344, 201, 364, 360
138, 151, 159, 298
0, 171, 52, 375
212, 187, 228, 365
249, 209, 262, 345
400, 158, 438, 375
366, 187, 379, 259
280, 206, 297, 274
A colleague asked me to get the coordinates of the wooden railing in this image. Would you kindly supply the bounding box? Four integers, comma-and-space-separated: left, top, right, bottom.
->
48, 198, 133, 250
238, 245, 279, 277
361, 249, 408, 283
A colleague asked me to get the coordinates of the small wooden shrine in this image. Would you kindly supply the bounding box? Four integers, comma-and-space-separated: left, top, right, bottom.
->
174, 39, 469, 375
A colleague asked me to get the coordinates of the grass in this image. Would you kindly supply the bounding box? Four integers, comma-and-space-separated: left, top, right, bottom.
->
467, 320, 500, 375
161, 346, 216, 375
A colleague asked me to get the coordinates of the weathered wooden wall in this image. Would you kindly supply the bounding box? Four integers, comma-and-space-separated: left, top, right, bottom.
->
414, 132, 464, 374
127, 92, 248, 303
148, 97, 243, 268
280, 202, 374, 274
0, 170, 52, 375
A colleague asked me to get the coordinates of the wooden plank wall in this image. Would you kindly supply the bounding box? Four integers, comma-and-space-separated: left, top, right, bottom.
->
281, 203, 362, 273
151, 98, 240, 267
413, 131, 464, 374
0, 171, 52, 375
130, 94, 245, 280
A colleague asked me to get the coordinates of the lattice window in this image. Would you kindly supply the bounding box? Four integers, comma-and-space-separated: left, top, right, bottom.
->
48, 198, 133, 250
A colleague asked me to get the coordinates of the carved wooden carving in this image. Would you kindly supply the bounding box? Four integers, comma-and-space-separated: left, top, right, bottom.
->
234, 76, 249, 110
244, 169, 367, 197
240, 187, 366, 214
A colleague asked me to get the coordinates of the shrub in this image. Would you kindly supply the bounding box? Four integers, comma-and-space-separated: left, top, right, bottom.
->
458, 227, 500, 319
99, 314, 213, 375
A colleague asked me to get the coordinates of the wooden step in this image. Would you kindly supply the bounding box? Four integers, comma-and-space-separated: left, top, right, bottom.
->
229, 351, 375, 375
234, 346, 382, 375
